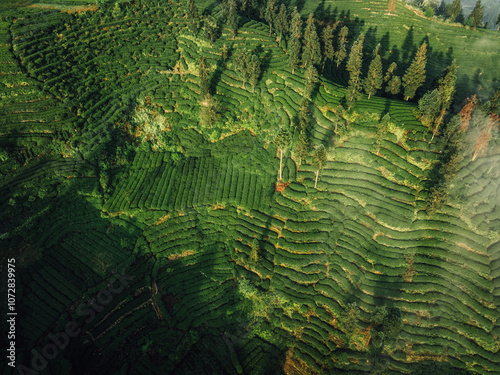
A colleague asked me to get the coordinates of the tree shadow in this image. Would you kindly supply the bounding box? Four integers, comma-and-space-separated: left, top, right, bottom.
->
401, 25, 415, 67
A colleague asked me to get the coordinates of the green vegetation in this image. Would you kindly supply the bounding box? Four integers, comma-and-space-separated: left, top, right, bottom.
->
0, 0, 499, 374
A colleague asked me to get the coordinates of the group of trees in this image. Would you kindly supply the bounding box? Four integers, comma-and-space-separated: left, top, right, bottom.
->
345, 37, 429, 110
412, 0, 499, 29
425, 89, 499, 213
233, 49, 261, 92
274, 102, 327, 188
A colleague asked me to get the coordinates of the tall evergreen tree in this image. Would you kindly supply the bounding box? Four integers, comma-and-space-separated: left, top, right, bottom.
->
198, 55, 210, 97
312, 144, 327, 188
346, 34, 364, 110
431, 61, 458, 141
384, 62, 401, 95
275, 4, 288, 46
228, 0, 239, 39
364, 49, 383, 100
289, 7, 302, 38
248, 54, 261, 93
265, 0, 276, 36
186, 0, 198, 35
288, 7, 302, 74
297, 101, 311, 134
304, 65, 318, 99
402, 43, 427, 101
302, 14, 321, 68
335, 26, 349, 69
448, 0, 462, 22
322, 25, 335, 73
288, 35, 301, 74
294, 133, 309, 170
275, 127, 291, 181
469, 0, 484, 28
200, 94, 220, 127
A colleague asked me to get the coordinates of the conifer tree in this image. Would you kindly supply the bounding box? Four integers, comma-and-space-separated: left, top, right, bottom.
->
275, 4, 288, 46
448, 0, 462, 22
335, 26, 349, 69
198, 55, 210, 97
312, 144, 327, 188
288, 7, 302, 74
346, 34, 364, 110
384, 62, 397, 83
384, 62, 401, 95
186, 0, 198, 35
228, 0, 239, 39
305, 65, 318, 99
364, 49, 383, 100
402, 43, 427, 101
200, 94, 220, 127
289, 7, 302, 38
386, 75, 401, 95
469, 0, 484, 28
302, 14, 321, 68
322, 25, 335, 73
248, 54, 261, 93
288, 35, 301, 74
275, 127, 291, 181
297, 101, 311, 134
265, 0, 276, 36
294, 133, 309, 170
431, 61, 458, 141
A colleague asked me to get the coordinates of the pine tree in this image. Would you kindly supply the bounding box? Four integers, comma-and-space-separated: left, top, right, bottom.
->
228, 0, 238, 39
275, 127, 291, 181
234, 49, 250, 88
346, 34, 364, 110
265, 0, 276, 36
431, 61, 457, 141
448, 0, 462, 22
312, 144, 327, 188
302, 14, 321, 68
289, 7, 302, 38
275, 4, 288, 46
386, 75, 401, 95
297, 101, 311, 134
363, 51, 383, 100
402, 43, 427, 101
294, 133, 309, 170
322, 25, 335, 73
304, 65, 318, 99
186, 0, 198, 35
248, 54, 261, 93
200, 94, 220, 127
469, 0, 484, 28
418, 89, 441, 128
198, 55, 210, 97
288, 35, 301, 74
335, 26, 349, 69
384, 62, 397, 83
288, 7, 302, 74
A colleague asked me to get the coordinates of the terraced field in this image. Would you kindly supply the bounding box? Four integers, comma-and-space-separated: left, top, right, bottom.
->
1, 0, 499, 374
